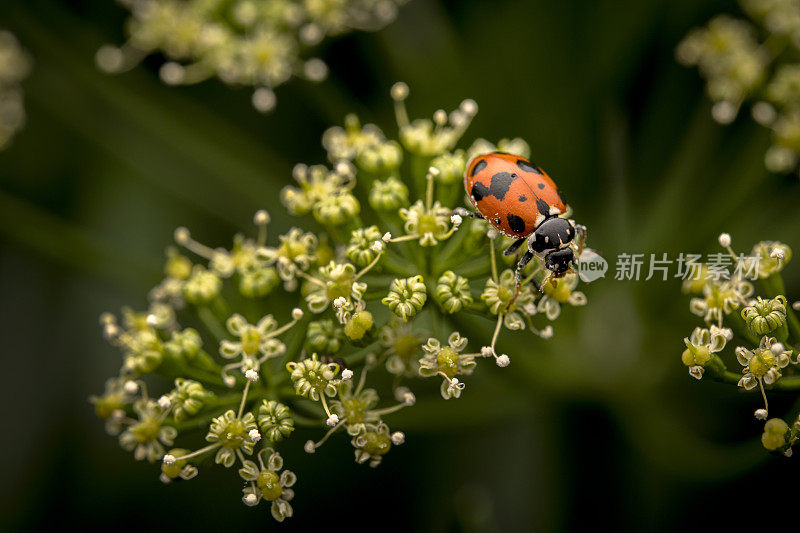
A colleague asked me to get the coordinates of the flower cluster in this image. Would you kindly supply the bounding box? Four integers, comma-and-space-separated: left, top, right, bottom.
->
677, 0, 800, 175
97, 0, 408, 112
680, 232, 800, 456
0, 31, 32, 149
91, 85, 590, 519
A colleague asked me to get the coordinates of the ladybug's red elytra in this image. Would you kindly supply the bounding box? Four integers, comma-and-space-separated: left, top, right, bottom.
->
452, 151, 586, 306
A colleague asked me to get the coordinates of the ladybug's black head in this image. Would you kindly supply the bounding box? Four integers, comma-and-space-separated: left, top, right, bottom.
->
544, 247, 574, 276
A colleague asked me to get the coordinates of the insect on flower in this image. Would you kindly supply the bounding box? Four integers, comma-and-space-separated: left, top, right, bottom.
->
453, 152, 588, 306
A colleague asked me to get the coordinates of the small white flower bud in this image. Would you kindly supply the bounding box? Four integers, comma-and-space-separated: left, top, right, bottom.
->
123, 381, 139, 394
793, 301, 800, 311
540, 326, 554, 339
487, 228, 498, 240
391, 82, 409, 100
157, 395, 171, 410
382, 232, 392, 242
326, 414, 340, 426
711, 101, 737, 124
771, 342, 786, 356
460, 99, 478, 115
341, 369, 354, 380
253, 210, 270, 225
252, 87, 276, 113
391, 431, 405, 445
304, 440, 316, 454
162, 454, 176, 465
111, 409, 125, 420
248, 429, 261, 442
366, 353, 377, 365
333, 296, 347, 309
755, 408, 768, 420
427, 166, 440, 177
243, 493, 258, 506
785, 448, 794, 458
371, 241, 383, 253
245, 369, 259, 382
718, 233, 731, 247
174, 227, 190, 244
480, 346, 494, 358
450, 214, 463, 227
496, 354, 510, 367
403, 392, 416, 406
433, 109, 447, 125
771, 248, 785, 260
291, 308, 304, 320
146, 314, 158, 327
159, 62, 185, 85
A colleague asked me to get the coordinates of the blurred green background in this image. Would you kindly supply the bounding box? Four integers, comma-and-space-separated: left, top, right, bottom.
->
2, 0, 800, 530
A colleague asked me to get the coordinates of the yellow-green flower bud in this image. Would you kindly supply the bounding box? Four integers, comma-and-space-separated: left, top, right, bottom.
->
742, 296, 787, 336
306, 319, 345, 355
161, 448, 189, 479
257, 470, 283, 501
239, 266, 279, 298
369, 176, 409, 211
346, 226, 382, 267
164, 328, 202, 360
257, 400, 295, 442
344, 311, 374, 340
382, 275, 427, 321
355, 140, 403, 173
286, 354, 340, 401
435, 271, 473, 313
183, 266, 222, 304
164, 247, 193, 280
751, 241, 792, 278
430, 150, 466, 185
169, 378, 211, 421
761, 418, 789, 451
313, 192, 360, 225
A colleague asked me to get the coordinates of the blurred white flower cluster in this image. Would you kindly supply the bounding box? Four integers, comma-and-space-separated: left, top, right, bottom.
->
97, 0, 409, 112
677, 0, 800, 175
0, 31, 32, 150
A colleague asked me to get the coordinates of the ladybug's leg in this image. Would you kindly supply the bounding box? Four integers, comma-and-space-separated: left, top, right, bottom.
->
575, 224, 587, 255
450, 207, 484, 220
505, 250, 533, 311
503, 237, 527, 257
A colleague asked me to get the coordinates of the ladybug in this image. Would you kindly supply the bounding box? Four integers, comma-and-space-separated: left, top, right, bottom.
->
452, 152, 586, 304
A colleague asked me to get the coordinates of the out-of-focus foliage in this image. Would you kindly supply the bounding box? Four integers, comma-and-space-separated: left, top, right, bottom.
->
0, 30, 31, 149
678, 0, 800, 176
97, 0, 409, 112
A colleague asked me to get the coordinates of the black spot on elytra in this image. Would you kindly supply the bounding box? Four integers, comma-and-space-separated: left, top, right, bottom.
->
471, 159, 487, 177
537, 183, 545, 190
471, 182, 489, 202
486, 172, 516, 200
518, 195, 527, 202
507, 213, 526, 234
536, 198, 551, 216
517, 159, 542, 174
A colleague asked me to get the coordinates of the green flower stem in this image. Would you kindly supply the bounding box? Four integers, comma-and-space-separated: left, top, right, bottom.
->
434, 223, 477, 273
197, 306, 228, 342
279, 315, 311, 368
725, 308, 762, 346
342, 341, 381, 366
410, 154, 433, 202
451, 257, 491, 279
704, 355, 743, 386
